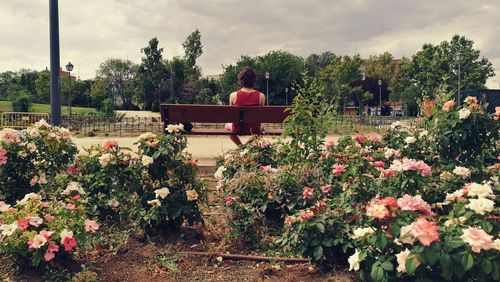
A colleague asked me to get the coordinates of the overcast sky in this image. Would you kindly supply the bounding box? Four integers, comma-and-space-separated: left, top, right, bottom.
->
1, 0, 500, 88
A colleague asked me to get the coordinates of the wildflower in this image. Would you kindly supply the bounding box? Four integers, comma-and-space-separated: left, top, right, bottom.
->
460, 227, 493, 253
410, 218, 440, 246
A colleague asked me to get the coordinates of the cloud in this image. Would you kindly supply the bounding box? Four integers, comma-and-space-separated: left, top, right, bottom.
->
0, 0, 499, 87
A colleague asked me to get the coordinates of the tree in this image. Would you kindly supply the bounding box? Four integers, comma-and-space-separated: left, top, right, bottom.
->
196, 88, 217, 104
319, 54, 363, 111
11, 90, 32, 112
406, 35, 494, 99
137, 38, 168, 110
182, 29, 203, 80
364, 52, 398, 87
97, 58, 137, 108
89, 80, 108, 109
35, 71, 50, 103
304, 52, 335, 77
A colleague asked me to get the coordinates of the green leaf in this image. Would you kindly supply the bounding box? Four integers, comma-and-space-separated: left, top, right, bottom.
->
424, 248, 439, 265
310, 238, 322, 247
481, 221, 493, 233
381, 261, 393, 271
377, 232, 388, 250
439, 253, 452, 269
405, 257, 418, 274
482, 260, 493, 274
461, 253, 474, 271
315, 223, 325, 233
321, 238, 334, 247
313, 245, 323, 260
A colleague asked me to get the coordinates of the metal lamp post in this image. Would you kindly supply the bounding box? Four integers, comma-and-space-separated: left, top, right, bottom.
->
285, 87, 289, 106
265, 71, 270, 106
49, 0, 61, 126
455, 52, 464, 106
65, 62, 74, 118
378, 79, 382, 116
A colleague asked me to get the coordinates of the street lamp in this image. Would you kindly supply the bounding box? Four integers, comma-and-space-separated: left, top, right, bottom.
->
455, 52, 464, 106
378, 79, 382, 116
285, 87, 289, 106
265, 71, 270, 106
65, 62, 74, 118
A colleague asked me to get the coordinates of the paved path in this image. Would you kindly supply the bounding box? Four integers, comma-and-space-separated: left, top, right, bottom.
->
73, 133, 378, 166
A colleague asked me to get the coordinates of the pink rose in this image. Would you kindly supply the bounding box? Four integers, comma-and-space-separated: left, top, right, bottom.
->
364, 156, 375, 162
300, 210, 314, 221
355, 135, 366, 143
397, 194, 434, 215
84, 220, 100, 233
0, 148, 7, 165
225, 197, 234, 206
66, 165, 80, 176
62, 236, 77, 251
332, 164, 346, 176
370, 135, 381, 142
460, 227, 493, 253
325, 140, 335, 149
102, 139, 119, 152
302, 187, 314, 200
442, 100, 455, 111
410, 218, 440, 247
366, 203, 389, 219
383, 169, 394, 178
373, 161, 385, 168
320, 185, 331, 193
44, 244, 59, 261
44, 214, 55, 222
65, 203, 76, 210
17, 218, 29, 230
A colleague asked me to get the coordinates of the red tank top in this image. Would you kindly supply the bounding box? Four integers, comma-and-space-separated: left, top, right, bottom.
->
232, 90, 262, 135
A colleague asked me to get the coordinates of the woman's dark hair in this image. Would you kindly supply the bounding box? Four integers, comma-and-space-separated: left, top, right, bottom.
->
237, 67, 257, 88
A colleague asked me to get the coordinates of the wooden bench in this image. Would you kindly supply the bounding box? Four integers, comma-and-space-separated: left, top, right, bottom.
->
160, 104, 292, 135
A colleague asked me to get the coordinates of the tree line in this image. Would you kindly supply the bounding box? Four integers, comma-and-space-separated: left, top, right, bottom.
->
0, 33, 494, 116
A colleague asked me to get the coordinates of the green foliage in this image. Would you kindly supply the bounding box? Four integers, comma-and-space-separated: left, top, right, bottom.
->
196, 88, 217, 104
96, 58, 137, 108
98, 98, 115, 117
182, 29, 203, 80
137, 38, 168, 110
35, 71, 50, 103
11, 90, 33, 112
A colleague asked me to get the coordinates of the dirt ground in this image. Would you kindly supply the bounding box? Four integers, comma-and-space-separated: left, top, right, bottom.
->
0, 162, 356, 282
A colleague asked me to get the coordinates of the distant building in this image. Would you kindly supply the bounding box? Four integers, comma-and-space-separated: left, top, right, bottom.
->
59, 70, 77, 81
205, 74, 221, 81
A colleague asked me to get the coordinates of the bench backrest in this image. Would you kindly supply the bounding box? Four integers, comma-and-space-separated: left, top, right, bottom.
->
160, 104, 292, 135
160, 104, 291, 124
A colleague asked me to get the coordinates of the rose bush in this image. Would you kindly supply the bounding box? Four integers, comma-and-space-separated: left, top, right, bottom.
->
0, 120, 77, 203
218, 92, 499, 280
0, 189, 99, 268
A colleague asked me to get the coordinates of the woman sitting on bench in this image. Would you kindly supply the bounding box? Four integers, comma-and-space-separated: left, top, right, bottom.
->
228, 67, 266, 146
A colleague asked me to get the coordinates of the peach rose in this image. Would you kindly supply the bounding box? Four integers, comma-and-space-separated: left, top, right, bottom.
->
460, 227, 493, 253
410, 218, 440, 246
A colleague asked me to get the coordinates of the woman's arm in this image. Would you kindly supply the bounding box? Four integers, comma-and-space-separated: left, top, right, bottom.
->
229, 92, 236, 105
260, 93, 266, 106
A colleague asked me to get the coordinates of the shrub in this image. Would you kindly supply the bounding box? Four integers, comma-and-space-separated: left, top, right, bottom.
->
11, 91, 33, 112
0, 120, 77, 203
0, 191, 99, 268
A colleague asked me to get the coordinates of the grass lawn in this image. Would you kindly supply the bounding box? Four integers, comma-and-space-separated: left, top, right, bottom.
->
0, 100, 97, 115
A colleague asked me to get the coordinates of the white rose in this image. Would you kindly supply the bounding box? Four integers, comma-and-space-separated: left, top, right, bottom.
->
458, 108, 471, 120
351, 227, 375, 240
214, 166, 227, 180
147, 199, 161, 206
468, 183, 494, 198
61, 182, 85, 195
0, 201, 11, 212
34, 119, 51, 128
452, 166, 471, 179
348, 249, 362, 271
419, 130, 428, 138
99, 153, 113, 167
141, 155, 154, 167
467, 198, 495, 215
26, 143, 37, 153
396, 249, 411, 273
166, 124, 184, 133
59, 229, 74, 244
0, 223, 18, 236
154, 188, 170, 199
404, 136, 417, 144
493, 239, 500, 251
186, 189, 199, 201
16, 193, 41, 206
399, 225, 415, 245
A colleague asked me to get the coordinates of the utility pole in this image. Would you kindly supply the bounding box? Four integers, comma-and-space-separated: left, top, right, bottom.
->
49, 0, 61, 125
